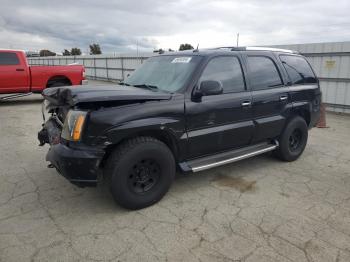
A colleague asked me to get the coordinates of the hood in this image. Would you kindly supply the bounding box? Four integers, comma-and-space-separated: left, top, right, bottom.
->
42, 84, 172, 107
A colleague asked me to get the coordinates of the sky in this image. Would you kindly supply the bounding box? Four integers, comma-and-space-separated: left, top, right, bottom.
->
1, 0, 350, 54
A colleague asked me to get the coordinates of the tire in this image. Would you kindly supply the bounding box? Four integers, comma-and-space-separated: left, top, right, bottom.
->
275, 116, 308, 162
105, 137, 175, 210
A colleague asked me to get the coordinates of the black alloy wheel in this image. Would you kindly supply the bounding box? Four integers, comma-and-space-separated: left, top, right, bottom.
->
289, 129, 303, 152
128, 159, 161, 194
275, 116, 308, 162
105, 136, 175, 210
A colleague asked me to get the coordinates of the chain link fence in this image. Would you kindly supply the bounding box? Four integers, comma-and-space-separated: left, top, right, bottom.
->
28, 53, 153, 82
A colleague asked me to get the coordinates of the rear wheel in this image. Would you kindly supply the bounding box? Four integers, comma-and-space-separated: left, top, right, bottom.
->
275, 116, 308, 161
47, 81, 70, 88
105, 137, 175, 210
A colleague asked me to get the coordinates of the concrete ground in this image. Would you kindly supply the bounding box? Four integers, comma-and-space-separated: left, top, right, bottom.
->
0, 81, 350, 262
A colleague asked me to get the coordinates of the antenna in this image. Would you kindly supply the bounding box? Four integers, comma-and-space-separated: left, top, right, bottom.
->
193, 43, 199, 52
236, 33, 239, 47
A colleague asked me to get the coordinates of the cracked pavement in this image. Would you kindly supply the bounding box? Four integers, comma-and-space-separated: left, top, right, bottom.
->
1, 82, 350, 262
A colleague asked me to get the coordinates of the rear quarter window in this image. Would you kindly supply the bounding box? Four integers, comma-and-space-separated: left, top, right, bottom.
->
0, 52, 20, 65
280, 55, 317, 84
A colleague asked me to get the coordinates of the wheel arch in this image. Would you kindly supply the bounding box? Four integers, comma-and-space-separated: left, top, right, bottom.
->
290, 102, 311, 127
100, 128, 181, 168
46, 75, 72, 87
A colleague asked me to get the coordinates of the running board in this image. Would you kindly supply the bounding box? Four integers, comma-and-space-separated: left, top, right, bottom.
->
179, 141, 278, 172
0, 92, 33, 101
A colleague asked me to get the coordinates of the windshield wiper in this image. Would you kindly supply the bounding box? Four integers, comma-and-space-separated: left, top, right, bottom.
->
133, 84, 159, 91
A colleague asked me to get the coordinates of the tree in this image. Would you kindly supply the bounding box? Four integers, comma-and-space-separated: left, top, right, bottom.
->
71, 48, 82, 56
39, 49, 56, 57
89, 43, 102, 55
153, 48, 164, 54
179, 43, 194, 51
62, 49, 71, 56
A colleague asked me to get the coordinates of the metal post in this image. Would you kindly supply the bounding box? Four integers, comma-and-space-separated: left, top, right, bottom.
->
121, 56, 124, 81
105, 57, 109, 80
94, 57, 97, 80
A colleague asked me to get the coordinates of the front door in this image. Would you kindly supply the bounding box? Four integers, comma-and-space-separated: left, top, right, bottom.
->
185, 55, 254, 159
0, 51, 29, 93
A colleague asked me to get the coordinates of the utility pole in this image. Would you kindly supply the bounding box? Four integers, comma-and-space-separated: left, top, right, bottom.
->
236, 33, 239, 47
136, 40, 139, 58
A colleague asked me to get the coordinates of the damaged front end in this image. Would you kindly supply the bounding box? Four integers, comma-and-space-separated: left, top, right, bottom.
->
38, 100, 63, 146
38, 90, 104, 188
38, 85, 172, 187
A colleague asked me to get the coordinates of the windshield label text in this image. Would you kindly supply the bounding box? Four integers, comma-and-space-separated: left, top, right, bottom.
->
171, 57, 192, 63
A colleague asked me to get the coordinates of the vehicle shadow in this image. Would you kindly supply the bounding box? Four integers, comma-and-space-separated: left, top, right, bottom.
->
76, 153, 278, 214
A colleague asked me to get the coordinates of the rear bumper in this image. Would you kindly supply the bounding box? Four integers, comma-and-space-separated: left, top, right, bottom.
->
81, 79, 89, 85
46, 143, 105, 187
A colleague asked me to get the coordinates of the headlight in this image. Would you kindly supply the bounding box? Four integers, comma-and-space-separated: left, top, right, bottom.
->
61, 110, 87, 141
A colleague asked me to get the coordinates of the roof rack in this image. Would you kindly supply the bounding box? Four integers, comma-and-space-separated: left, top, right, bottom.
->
246, 46, 296, 53
211, 46, 246, 51
212, 46, 297, 54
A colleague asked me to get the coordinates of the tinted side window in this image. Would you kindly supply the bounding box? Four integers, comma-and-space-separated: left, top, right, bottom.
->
247, 56, 283, 90
280, 55, 317, 84
200, 56, 245, 93
0, 52, 20, 65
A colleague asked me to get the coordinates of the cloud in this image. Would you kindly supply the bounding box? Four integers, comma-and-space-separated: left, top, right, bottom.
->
0, 0, 349, 53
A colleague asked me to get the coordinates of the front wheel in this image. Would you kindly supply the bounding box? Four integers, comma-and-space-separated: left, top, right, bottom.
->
105, 137, 175, 210
275, 116, 308, 162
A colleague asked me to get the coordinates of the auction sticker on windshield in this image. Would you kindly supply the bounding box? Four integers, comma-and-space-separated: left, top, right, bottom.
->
171, 57, 192, 63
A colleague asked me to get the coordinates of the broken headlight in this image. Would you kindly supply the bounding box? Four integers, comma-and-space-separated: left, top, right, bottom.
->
61, 110, 87, 141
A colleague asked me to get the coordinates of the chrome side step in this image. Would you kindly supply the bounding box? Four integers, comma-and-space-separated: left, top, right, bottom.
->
0, 92, 32, 101
180, 141, 278, 172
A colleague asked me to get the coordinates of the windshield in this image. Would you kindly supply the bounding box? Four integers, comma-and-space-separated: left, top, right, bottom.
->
124, 55, 201, 93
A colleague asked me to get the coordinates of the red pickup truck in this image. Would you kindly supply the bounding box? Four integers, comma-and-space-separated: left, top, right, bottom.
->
0, 50, 87, 94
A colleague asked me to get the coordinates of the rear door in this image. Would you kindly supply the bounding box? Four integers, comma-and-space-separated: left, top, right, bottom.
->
185, 55, 254, 158
0, 51, 29, 93
279, 54, 321, 127
244, 53, 290, 143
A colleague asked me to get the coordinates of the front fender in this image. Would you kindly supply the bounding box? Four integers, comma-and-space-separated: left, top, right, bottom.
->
98, 117, 187, 160
106, 117, 180, 141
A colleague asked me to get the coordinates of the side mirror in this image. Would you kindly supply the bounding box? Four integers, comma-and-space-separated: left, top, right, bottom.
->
193, 80, 223, 100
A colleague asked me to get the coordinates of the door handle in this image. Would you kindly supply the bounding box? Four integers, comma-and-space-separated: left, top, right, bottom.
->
16, 68, 25, 72
241, 101, 251, 107
280, 95, 288, 101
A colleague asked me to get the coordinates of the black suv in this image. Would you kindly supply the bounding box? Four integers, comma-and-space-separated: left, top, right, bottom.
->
38, 47, 321, 209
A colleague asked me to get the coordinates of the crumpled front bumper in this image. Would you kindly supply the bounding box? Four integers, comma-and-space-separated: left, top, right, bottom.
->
46, 143, 105, 187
